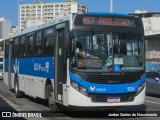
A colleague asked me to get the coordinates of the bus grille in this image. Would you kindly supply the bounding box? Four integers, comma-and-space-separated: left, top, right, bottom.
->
89, 93, 135, 102
84, 75, 140, 84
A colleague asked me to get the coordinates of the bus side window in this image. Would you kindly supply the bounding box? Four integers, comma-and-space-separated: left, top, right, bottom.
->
20, 36, 26, 57
13, 38, 20, 58
27, 34, 35, 56
43, 28, 55, 56
5, 40, 9, 58
35, 31, 43, 56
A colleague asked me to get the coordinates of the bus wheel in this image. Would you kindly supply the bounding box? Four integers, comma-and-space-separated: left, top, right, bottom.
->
47, 85, 59, 111
14, 77, 23, 98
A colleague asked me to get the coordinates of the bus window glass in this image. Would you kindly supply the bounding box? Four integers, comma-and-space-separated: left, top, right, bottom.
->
44, 28, 55, 56
35, 32, 42, 56
13, 38, 20, 57
20, 36, 26, 57
28, 35, 34, 56
71, 31, 144, 72
5, 40, 9, 58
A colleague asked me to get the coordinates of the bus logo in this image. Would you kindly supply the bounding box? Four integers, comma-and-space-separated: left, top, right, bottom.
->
90, 86, 95, 91
13, 59, 19, 73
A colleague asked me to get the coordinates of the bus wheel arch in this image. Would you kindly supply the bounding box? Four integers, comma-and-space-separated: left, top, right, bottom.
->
45, 79, 59, 111
45, 78, 52, 98
14, 74, 24, 98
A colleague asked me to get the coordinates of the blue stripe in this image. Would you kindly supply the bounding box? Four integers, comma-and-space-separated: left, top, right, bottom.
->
4, 57, 54, 78
70, 71, 145, 94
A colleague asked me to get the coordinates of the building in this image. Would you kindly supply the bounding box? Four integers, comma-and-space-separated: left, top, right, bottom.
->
8, 26, 20, 36
132, 10, 160, 36
19, 0, 88, 30
131, 10, 160, 71
0, 18, 11, 41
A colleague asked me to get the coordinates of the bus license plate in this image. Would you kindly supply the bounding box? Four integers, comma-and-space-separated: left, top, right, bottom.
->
107, 97, 120, 102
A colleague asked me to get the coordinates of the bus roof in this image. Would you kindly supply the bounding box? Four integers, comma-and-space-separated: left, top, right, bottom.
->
4, 14, 71, 41
4, 12, 136, 41
85, 12, 134, 17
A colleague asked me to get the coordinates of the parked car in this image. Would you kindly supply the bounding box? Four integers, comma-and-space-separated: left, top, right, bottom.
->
146, 71, 160, 95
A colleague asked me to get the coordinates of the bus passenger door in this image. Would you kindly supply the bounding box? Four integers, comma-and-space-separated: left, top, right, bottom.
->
54, 23, 66, 102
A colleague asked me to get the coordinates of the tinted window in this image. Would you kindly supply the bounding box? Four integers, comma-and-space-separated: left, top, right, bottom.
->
152, 72, 160, 80
146, 72, 153, 79
43, 28, 55, 56
13, 38, 20, 57
35, 32, 43, 56
27, 34, 35, 56
20, 36, 26, 57
5, 40, 9, 58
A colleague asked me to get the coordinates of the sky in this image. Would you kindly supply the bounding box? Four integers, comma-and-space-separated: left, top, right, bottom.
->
0, 0, 160, 26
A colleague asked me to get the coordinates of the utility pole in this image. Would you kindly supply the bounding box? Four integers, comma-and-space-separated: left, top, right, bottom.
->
18, 0, 23, 31
110, 0, 113, 13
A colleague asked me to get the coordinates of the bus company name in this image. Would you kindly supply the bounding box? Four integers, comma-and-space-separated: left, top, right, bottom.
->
90, 86, 107, 92
34, 62, 49, 73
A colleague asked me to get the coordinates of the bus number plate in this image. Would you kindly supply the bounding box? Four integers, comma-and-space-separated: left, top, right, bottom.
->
107, 97, 120, 102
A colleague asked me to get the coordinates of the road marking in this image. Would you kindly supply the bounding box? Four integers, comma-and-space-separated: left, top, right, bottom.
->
145, 100, 160, 105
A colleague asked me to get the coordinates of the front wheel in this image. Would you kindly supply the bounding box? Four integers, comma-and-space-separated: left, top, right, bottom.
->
47, 85, 59, 111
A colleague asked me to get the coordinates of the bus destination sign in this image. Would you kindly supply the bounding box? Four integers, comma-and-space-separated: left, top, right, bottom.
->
74, 15, 136, 27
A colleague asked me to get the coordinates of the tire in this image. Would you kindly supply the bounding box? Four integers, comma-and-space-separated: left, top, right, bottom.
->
14, 76, 23, 98
47, 85, 59, 111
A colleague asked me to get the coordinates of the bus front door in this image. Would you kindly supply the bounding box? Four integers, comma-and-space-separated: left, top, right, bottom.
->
54, 25, 66, 103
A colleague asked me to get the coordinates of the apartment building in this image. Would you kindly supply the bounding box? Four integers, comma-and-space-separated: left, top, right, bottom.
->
20, 0, 88, 30
0, 18, 11, 41
132, 10, 160, 36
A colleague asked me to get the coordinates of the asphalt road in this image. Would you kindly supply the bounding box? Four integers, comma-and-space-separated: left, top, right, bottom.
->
0, 79, 160, 120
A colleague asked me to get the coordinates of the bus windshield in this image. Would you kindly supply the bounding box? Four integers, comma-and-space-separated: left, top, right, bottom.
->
70, 30, 144, 72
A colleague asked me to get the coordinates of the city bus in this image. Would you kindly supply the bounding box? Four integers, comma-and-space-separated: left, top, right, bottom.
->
3, 12, 146, 111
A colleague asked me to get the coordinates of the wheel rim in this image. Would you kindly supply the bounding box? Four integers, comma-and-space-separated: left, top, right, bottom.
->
49, 92, 54, 106
15, 82, 18, 94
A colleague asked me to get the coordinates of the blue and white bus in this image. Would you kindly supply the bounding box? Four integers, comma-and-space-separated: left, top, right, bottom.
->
3, 13, 146, 111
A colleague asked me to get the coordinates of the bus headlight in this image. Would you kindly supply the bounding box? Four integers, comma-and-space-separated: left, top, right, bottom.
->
71, 81, 88, 96
79, 85, 87, 95
137, 82, 145, 95
70, 81, 79, 90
